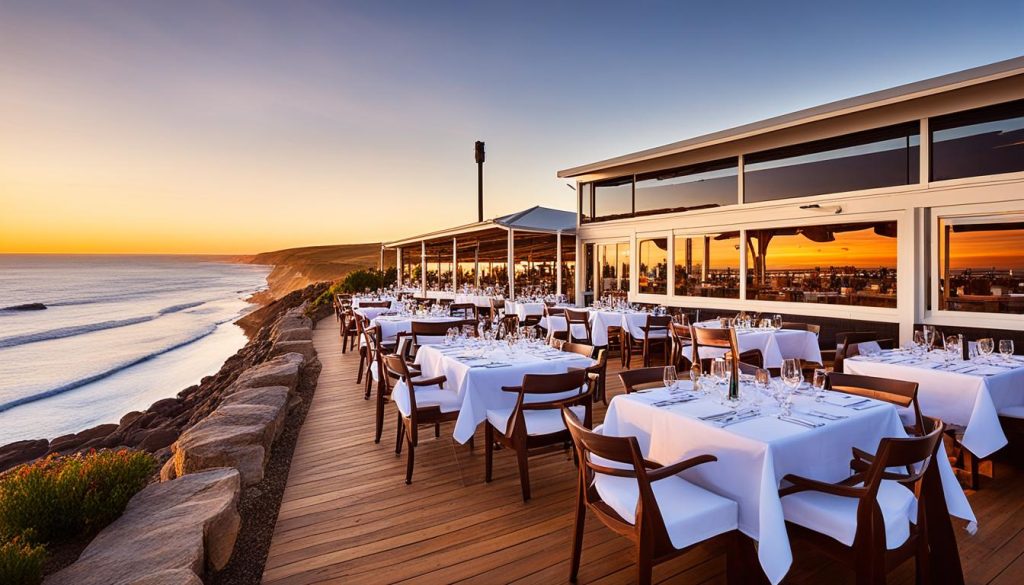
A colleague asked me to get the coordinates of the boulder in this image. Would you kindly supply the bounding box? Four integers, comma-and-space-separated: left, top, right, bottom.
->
229, 352, 303, 394
45, 467, 241, 585
48, 424, 118, 453
149, 398, 184, 417
0, 438, 49, 471
119, 411, 143, 426
164, 401, 285, 486
276, 327, 313, 342
271, 340, 316, 363
135, 428, 180, 451
220, 386, 289, 411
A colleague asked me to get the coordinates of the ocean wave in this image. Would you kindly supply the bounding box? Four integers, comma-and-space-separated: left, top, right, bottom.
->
0, 323, 221, 413
158, 301, 205, 314
0, 316, 156, 349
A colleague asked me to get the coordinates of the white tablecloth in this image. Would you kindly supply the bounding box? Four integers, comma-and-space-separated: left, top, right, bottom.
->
354, 306, 395, 321
369, 315, 462, 344
352, 298, 399, 310
415, 344, 595, 443
693, 326, 823, 369
588, 309, 643, 346
602, 386, 974, 584
508, 301, 545, 320
454, 294, 498, 308
844, 352, 1024, 457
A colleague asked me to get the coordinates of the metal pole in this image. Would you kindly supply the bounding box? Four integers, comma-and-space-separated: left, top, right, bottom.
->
421, 240, 427, 298
556, 231, 563, 298
474, 243, 480, 289
475, 141, 485, 222
507, 228, 515, 300
452, 237, 458, 291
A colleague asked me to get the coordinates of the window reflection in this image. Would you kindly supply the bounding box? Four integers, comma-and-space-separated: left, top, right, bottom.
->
931, 99, 1024, 181
673, 233, 740, 298
596, 242, 630, 298
746, 222, 898, 307
638, 238, 668, 294
744, 124, 919, 203
593, 177, 633, 221
635, 159, 737, 216
939, 219, 1024, 314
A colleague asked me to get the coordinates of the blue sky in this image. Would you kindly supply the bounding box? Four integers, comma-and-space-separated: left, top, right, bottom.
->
1, 0, 1021, 252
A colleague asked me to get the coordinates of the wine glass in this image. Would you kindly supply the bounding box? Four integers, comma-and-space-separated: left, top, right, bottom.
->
812, 368, 827, 403
663, 365, 679, 394
999, 339, 1014, 362
979, 338, 995, 362
710, 359, 727, 403
782, 359, 802, 393
913, 330, 926, 355
772, 314, 783, 329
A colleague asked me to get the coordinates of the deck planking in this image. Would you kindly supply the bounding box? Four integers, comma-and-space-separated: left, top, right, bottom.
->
264, 317, 1024, 584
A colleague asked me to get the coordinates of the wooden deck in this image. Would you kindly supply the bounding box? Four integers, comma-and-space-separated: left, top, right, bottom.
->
264, 318, 1024, 584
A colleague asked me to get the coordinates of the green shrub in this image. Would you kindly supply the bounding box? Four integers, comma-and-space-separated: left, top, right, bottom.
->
0, 449, 155, 544
0, 536, 46, 585
309, 267, 398, 311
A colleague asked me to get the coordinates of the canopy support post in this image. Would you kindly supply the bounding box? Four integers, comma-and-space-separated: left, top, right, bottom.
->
421, 240, 427, 298
474, 243, 480, 289
452, 237, 458, 291
556, 231, 563, 298
507, 229, 515, 300
396, 247, 403, 287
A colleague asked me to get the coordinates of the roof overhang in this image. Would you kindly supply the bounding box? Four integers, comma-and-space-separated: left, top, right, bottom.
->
557, 56, 1024, 179
383, 206, 576, 249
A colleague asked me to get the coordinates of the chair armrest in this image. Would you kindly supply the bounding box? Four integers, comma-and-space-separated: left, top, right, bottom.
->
647, 454, 718, 482
779, 474, 867, 498
411, 375, 446, 388
501, 385, 523, 393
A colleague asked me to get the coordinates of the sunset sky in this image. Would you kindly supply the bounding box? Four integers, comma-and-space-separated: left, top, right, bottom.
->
1, 1, 1021, 254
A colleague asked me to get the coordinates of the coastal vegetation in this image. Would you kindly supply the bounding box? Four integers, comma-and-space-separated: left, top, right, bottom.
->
308, 267, 397, 316
0, 449, 154, 584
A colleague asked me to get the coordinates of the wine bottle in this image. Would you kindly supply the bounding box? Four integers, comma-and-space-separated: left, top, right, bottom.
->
728, 355, 740, 400
960, 333, 969, 361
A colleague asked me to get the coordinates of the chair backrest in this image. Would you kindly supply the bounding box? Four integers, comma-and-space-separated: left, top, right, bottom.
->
449, 303, 478, 319
563, 309, 593, 342
562, 409, 672, 550
641, 315, 672, 339
498, 370, 591, 437
562, 342, 595, 359
781, 322, 821, 337
495, 314, 520, 339
690, 325, 740, 372
359, 300, 391, 308
618, 366, 667, 393
411, 320, 456, 348
826, 372, 925, 435
834, 331, 878, 372
362, 323, 386, 383
669, 322, 695, 368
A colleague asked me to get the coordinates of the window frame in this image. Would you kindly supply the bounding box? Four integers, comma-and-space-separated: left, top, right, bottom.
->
929, 98, 1024, 183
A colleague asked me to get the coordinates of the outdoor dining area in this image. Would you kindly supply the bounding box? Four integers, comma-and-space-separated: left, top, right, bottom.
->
281, 287, 1024, 585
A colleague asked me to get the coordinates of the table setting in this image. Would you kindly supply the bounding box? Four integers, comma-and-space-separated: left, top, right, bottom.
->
844, 336, 1024, 458
693, 316, 822, 368
414, 335, 595, 443
601, 361, 976, 584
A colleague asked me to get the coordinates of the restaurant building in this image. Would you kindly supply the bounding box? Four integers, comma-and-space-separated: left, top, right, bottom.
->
560, 57, 1024, 344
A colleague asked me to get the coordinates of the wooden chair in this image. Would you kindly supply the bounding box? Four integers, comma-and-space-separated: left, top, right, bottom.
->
669, 322, 695, 371
623, 315, 672, 368
485, 369, 592, 501
781, 321, 821, 336
340, 306, 359, 354
562, 343, 608, 404
358, 300, 391, 308
410, 320, 457, 355
778, 420, 962, 585
562, 409, 744, 585
383, 354, 461, 484
833, 332, 883, 373
544, 305, 568, 341
826, 372, 925, 436
564, 309, 594, 345
449, 302, 478, 320
495, 314, 520, 339
354, 313, 370, 384
689, 325, 764, 373
618, 366, 668, 394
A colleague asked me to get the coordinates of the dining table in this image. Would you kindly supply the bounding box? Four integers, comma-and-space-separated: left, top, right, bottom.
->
414, 341, 595, 443
844, 349, 1024, 458
693, 321, 823, 368
368, 314, 462, 344
587, 308, 645, 346
601, 382, 975, 584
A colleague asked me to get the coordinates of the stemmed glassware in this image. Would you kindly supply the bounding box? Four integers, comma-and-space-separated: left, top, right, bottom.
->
811, 368, 827, 403
772, 314, 783, 329
710, 358, 727, 404
999, 339, 1015, 363
663, 365, 679, 394
978, 338, 995, 362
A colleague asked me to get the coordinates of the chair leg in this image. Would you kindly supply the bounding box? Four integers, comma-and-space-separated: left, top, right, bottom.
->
405, 437, 415, 485
636, 542, 653, 585
484, 424, 494, 483
374, 390, 385, 444
569, 482, 586, 583
515, 444, 532, 502
435, 422, 440, 438
356, 351, 365, 384
642, 338, 651, 367
395, 414, 404, 455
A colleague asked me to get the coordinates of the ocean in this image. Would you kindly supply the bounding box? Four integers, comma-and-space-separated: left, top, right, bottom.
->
0, 255, 270, 445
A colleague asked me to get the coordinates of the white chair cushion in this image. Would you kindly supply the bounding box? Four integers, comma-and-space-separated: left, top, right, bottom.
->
391, 380, 461, 417
643, 329, 669, 339
781, 480, 916, 550
593, 464, 738, 550
486, 405, 585, 436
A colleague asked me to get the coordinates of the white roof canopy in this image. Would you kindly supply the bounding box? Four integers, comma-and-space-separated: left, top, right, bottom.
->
383, 206, 576, 248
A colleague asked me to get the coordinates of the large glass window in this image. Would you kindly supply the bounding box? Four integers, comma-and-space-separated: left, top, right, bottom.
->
931, 99, 1024, 181
596, 242, 630, 298
592, 177, 633, 221
637, 238, 668, 295
635, 159, 737, 216
746, 221, 898, 308
939, 219, 1024, 314
673, 232, 740, 298
579, 183, 592, 221
744, 124, 919, 203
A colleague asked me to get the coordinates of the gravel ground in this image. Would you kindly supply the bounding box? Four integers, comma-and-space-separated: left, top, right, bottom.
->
210, 356, 323, 585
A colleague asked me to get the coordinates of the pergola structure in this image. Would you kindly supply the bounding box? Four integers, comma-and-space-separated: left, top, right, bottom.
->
382, 206, 577, 300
